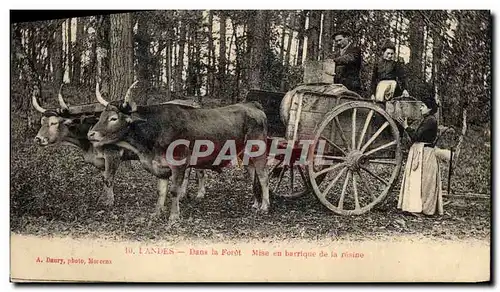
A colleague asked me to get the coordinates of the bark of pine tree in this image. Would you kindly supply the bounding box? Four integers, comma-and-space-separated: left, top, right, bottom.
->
278, 12, 287, 65
408, 11, 425, 92
207, 10, 215, 97
52, 21, 64, 92
232, 18, 241, 101
73, 17, 84, 85
175, 13, 186, 96
186, 29, 194, 95
243, 12, 255, 93
218, 11, 227, 100
67, 18, 73, 82
296, 11, 306, 65
96, 15, 111, 91
248, 10, 267, 89
109, 13, 134, 101
322, 11, 333, 60
306, 10, 321, 61
137, 12, 151, 95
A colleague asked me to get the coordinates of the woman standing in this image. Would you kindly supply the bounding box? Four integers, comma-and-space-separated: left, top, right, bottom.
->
397, 96, 443, 216
371, 41, 409, 101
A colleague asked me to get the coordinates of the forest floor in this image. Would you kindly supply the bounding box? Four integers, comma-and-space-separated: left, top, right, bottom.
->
10, 113, 491, 244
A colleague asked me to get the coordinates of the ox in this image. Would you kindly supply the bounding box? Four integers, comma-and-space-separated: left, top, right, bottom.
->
87, 81, 270, 223
32, 85, 206, 207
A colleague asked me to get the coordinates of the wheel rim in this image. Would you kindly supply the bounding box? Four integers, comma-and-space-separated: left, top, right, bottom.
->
307, 101, 402, 215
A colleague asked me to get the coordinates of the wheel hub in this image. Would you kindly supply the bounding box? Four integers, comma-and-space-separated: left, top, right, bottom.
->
346, 150, 365, 171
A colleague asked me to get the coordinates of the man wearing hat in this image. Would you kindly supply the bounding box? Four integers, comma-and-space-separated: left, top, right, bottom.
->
332, 30, 362, 93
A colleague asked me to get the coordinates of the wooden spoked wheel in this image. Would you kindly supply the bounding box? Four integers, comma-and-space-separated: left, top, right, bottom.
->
307, 101, 402, 215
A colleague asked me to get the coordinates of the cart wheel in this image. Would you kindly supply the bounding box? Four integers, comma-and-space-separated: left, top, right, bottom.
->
307, 101, 402, 215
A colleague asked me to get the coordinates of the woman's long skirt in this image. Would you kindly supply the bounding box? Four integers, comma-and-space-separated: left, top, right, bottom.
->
397, 142, 444, 215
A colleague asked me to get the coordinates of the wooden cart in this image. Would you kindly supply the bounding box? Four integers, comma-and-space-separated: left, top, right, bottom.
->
247, 61, 424, 215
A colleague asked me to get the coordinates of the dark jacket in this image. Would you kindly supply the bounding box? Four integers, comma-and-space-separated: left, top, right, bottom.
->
406, 114, 438, 145
333, 43, 362, 92
371, 58, 407, 96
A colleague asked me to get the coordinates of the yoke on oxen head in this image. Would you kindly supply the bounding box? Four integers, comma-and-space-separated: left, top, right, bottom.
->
32, 84, 93, 146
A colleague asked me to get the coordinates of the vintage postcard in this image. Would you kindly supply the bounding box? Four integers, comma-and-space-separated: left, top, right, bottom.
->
9, 9, 491, 283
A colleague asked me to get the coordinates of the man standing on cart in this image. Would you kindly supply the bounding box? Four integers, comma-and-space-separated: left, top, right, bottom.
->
332, 30, 363, 94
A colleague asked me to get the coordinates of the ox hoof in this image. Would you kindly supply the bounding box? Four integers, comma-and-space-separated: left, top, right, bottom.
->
251, 201, 261, 210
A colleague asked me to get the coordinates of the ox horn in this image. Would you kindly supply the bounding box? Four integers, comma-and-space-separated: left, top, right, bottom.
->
123, 80, 139, 106
58, 83, 70, 110
32, 90, 46, 113
95, 82, 109, 107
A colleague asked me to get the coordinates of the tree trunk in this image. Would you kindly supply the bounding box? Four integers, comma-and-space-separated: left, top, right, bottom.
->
175, 13, 186, 96
194, 17, 202, 98
207, 10, 215, 97
306, 10, 321, 61
422, 26, 429, 79
136, 12, 151, 94
166, 41, 172, 100
73, 17, 84, 85
52, 20, 63, 92
227, 28, 234, 74
243, 13, 254, 93
278, 12, 287, 65
296, 11, 307, 65
232, 18, 241, 102
11, 24, 22, 82
97, 15, 111, 91
321, 10, 333, 60
109, 13, 134, 101
186, 28, 194, 96
396, 11, 402, 61
218, 11, 227, 100
281, 14, 295, 91
248, 10, 267, 89
285, 13, 295, 67
89, 31, 97, 91
173, 28, 178, 92
408, 11, 425, 92
67, 18, 73, 83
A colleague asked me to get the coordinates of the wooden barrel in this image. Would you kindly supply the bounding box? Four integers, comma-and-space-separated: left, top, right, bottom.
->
279, 84, 363, 142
